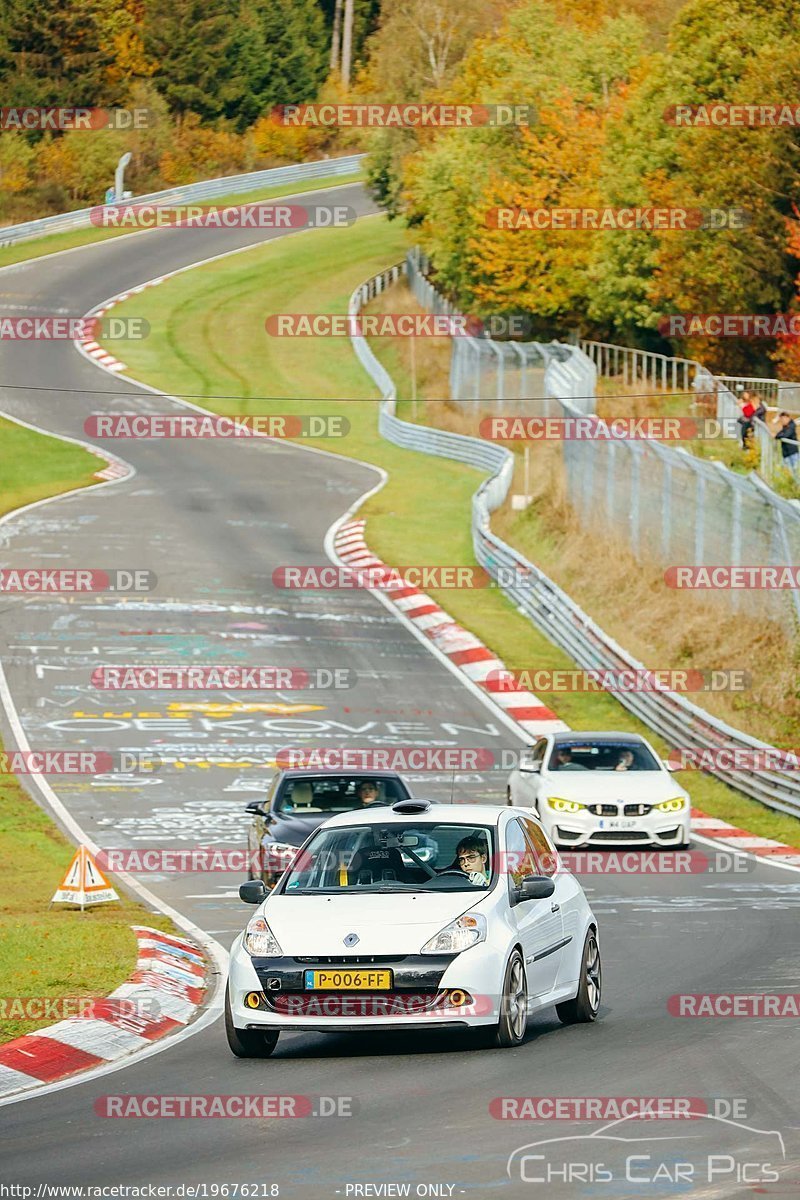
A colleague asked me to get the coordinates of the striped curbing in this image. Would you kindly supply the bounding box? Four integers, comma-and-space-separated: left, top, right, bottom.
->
689, 812, 800, 867
334, 520, 800, 867
334, 519, 566, 737
76, 276, 168, 380
0, 926, 208, 1099
77, 281, 168, 481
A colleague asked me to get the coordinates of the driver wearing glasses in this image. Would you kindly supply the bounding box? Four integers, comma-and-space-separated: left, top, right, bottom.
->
456, 836, 491, 887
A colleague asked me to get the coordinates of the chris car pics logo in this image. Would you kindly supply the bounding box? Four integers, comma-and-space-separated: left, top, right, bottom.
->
506, 1113, 785, 1188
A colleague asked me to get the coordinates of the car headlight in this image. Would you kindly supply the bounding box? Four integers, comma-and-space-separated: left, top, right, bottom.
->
244, 916, 282, 957
420, 913, 486, 955
655, 797, 687, 812
261, 841, 298, 866
547, 797, 586, 813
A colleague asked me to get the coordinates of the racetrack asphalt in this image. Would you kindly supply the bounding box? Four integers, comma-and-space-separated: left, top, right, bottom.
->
0, 181, 798, 1198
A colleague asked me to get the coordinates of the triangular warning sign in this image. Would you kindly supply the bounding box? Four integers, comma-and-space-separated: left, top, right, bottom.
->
51, 846, 119, 909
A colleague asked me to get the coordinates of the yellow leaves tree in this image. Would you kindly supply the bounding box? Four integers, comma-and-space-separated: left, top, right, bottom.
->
772, 211, 800, 381
467, 95, 613, 324
97, 0, 157, 98
158, 116, 251, 185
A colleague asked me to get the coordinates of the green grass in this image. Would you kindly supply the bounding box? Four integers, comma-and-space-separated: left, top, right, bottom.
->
0, 416, 100, 510
0, 779, 173, 1041
0, 418, 175, 1043
102, 218, 800, 849
0, 169, 364, 271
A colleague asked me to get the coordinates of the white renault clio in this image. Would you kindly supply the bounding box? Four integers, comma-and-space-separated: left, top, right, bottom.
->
225, 798, 600, 1056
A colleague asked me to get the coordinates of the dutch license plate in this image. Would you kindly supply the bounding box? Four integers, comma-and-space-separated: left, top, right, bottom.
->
599, 819, 637, 830
304, 968, 393, 991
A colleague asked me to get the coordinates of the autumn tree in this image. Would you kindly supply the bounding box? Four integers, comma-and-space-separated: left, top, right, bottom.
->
0, 0, 118, 106
401, 1, 644, 314
363, 0, 508, 214
590, 0, 800, 367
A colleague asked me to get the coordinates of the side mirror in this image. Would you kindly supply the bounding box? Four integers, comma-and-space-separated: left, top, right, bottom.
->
518, 875, 556, 901
239, 880, 268, 904
662, 759, 678, 773
519, 758, 541, 774
245, 801, 267, 815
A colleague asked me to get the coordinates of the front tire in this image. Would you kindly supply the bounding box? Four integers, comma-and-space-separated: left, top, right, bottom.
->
556, 930, 601, 1024
477, 949, 528, 1048
225, 989, 279, 1058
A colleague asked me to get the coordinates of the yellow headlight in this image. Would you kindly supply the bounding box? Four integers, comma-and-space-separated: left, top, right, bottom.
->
655, 797, 686, 812
547, 797, 585, 813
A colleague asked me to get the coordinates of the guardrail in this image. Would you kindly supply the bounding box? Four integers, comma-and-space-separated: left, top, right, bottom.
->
406, 247, 597, 411
0, 154, 367, 248
348, 264, 800, 821
579, 338, 800, 488
407, 256, 800, 624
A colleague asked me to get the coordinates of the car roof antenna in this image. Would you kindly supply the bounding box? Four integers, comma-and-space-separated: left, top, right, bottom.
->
449, 769, 456, 805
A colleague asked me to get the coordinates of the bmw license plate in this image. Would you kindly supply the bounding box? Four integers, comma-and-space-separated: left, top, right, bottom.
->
304, 969, 392, 990
598, 819, 637, 830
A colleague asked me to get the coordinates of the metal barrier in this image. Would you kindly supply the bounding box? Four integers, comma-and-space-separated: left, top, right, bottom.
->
580, 338, 800, 489
581, 338, 697, 395
405, 247, 596, 413
348, 264, 800, 821
0, 154, 366, 247
403, 258, 800, 622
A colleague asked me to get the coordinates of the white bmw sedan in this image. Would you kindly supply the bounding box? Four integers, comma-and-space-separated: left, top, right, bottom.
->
225, 798, 600, 1056
507, 731, 691, 849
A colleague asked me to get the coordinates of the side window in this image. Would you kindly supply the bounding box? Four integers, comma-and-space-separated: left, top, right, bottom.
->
520, 817, 558, 878
504, 819, 539, 891
532, 740, 547, 764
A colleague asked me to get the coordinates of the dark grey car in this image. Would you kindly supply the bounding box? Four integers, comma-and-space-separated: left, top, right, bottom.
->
245, 770, 412, 885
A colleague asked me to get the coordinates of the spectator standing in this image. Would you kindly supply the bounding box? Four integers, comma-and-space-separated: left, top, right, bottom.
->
775, 411, 799, 477
738, 391, 756, 449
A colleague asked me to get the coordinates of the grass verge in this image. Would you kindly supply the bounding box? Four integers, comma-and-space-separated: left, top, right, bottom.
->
0, 416, 100, 510
102, 218, 800, 848
0, 420, 174, 1043
0, 169, 364, 271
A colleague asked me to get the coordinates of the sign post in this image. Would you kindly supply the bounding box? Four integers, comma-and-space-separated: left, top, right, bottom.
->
51, 846, 119, 911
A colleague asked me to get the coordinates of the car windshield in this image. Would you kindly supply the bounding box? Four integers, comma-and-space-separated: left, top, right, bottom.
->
278, 822, 496, 893
547, 740, 659, 772
275, 775, 408, 817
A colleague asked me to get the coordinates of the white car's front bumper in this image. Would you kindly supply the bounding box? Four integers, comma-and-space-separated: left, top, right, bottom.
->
542, 806, 691, 849
227, 934, 506, 1032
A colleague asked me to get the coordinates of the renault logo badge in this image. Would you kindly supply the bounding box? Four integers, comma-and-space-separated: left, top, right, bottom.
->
343, 932, 359, 947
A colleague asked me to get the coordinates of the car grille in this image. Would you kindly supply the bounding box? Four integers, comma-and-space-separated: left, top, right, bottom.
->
294, 955, 403, 965
585, 803, 653, 817
269, 991, 444, 1014
589, 830, 650, 842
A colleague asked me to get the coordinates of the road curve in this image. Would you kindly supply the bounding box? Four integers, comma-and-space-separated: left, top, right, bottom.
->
0, 183, 798, 1199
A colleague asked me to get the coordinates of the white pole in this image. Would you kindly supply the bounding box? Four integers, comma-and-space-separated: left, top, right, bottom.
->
114, 152, 132, 201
